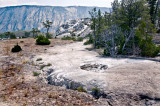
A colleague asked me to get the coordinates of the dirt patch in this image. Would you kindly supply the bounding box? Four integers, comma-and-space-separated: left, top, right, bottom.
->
0, 38, 74, 56
0, 39, 103, 106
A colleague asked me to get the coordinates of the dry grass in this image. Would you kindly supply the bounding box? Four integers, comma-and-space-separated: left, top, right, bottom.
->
0, 38, 99, 106
0, 38, 74, 56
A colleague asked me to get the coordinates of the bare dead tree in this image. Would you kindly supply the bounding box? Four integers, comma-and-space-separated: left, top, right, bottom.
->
102, 25, 122, 57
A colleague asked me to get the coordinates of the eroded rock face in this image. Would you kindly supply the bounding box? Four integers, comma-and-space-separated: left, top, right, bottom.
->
56, 18, 92, 37
0, 5, 110, 33
80, 64, 108, 72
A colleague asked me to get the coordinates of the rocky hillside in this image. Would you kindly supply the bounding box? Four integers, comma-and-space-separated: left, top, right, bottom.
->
0, 5, 110, 33
56, 18, 92, 37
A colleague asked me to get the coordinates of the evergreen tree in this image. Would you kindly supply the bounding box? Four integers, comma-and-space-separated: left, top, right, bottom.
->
147, 0, 158, 25
89, 8, 98, 48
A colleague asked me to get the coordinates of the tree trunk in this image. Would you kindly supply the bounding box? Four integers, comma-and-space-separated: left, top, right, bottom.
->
112, 34, 115, 57
122, 30, 134, 51
132, 37, 136, 55
47, 28, 49, 38
33, 32, 35, 38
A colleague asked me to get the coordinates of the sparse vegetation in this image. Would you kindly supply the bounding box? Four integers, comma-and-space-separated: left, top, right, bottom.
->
43, 20, 53, 39
84, 35, 94, 45
31, 28, 40, 38
46, 63, 52, 66
40, 63, 52, 69
76, 37, 84, 42
40, 65, 46, 69
61, 36, 84, 42
92, 87, 100, 98
20, 41, 24, 43
61, 36, 76, 41
77, 86, 87, 92
33, 72, 40, 76
23, 61, 28, 64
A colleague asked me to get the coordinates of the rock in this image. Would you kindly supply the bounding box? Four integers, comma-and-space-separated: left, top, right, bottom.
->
80, 64, 108, 72
56, 19, 92, 37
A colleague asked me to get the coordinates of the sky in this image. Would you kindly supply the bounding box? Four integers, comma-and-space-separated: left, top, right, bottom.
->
0, 0, 114, 8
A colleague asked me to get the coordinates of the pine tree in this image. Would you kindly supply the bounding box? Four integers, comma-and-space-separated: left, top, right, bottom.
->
89, 8, 97, 48
147, 0, 158, 25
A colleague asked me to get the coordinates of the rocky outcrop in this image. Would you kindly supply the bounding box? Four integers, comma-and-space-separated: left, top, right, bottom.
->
56, 18, 92, 37
0, 5, 110, 33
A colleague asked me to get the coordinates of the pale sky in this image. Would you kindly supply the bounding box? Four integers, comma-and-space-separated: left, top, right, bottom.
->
0, 0, 114, 8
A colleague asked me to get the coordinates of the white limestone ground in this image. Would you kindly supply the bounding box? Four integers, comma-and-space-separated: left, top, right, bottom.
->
34, 40, 160, 98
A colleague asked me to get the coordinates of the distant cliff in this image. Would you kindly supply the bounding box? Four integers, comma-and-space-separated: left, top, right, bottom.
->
0, 5, 110, 33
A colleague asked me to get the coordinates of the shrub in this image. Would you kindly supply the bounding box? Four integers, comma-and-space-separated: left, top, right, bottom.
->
92, 87, 100, 98
22, 36, 27, 38
40, 63, 51, 70
77, 86, 87, 92
40, 65, 46, 70
36, 58, 42, 61
46, 63, 52, 66
76, 37, 84, 42
84, 35, 94, 45
10, 34, 16, 39
139, 37, 160, 57
103, 49, 110, 56
11, 44, 22, 52
61, 36, 76, 41
20, 41, 24, 43
36, 35, 50, 45
33, 72, 40, 76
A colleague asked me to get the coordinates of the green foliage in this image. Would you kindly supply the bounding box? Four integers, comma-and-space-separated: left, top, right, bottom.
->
40, 63, 52, 70
4, 31, 16, 39
36, 58, 42, 61
92, 87, 100, 98
36, 35, 50, 45
84, 35, 94, 45
11, 44, 22, 53
40, 65, 46, 70
25, 31, 30, 38
33, 72, 40, 76
88, 1, 159, 57
76, 37, 84, 42
46, 33, 53, 39
43, 20, 53, 38
103, 49, 110, 56
31, 28, 40, 38
61, 36, 76, 41
77, 86, 87, 92
136, 20, 159, 57
46, 63, 52, 66
10, 33, 16, 39
139, 37, 160, 57
0, 34, 3, 38
118, 40, 125, 54
147, 0, 158, 24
